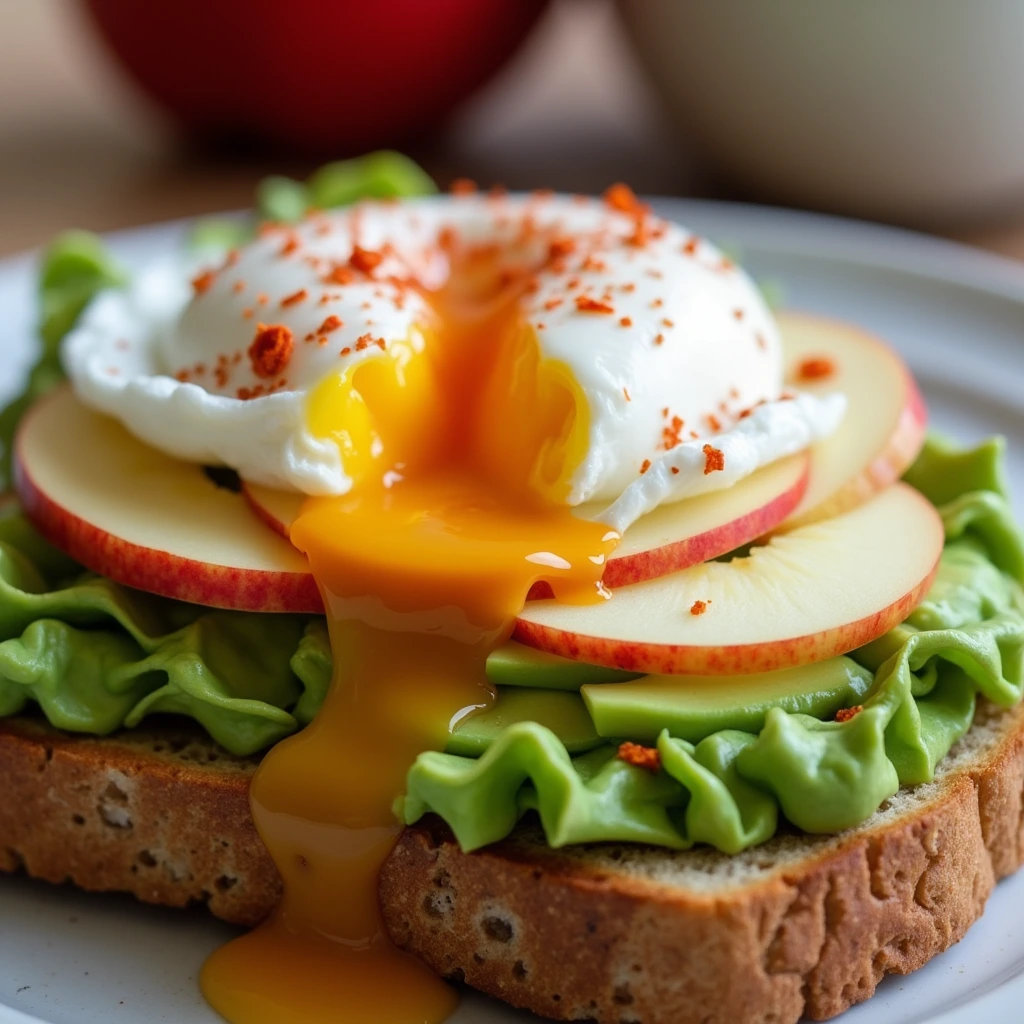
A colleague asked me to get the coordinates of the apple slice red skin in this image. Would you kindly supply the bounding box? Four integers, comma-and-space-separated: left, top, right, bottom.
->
243, 454, 811, 600
512, 565, 936, 676
14, 393, 324, 615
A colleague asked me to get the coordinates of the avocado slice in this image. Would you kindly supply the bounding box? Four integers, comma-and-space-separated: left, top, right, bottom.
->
486, 640, 641, 691
447, 687, 602, 756
582, 657, 873, 743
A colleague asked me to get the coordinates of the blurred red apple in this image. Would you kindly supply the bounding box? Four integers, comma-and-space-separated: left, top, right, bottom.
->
83, 0, 550, 154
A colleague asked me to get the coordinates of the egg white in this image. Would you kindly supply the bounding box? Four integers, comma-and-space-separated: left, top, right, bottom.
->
62, 194, 843, 531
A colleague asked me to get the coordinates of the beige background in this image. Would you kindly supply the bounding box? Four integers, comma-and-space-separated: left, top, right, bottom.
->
3, 0, 1024, 261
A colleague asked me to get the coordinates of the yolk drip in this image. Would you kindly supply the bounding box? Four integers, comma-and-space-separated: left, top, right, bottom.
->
201, 263, 619, 1023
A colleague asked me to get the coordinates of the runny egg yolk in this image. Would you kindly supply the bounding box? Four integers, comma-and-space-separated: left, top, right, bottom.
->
201, 263, 619, 1022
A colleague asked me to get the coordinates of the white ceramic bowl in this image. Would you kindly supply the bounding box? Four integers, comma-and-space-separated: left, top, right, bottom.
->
618, 0, 1024, 223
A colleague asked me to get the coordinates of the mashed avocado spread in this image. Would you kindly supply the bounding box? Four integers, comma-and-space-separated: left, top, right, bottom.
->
1, 192, 1022, 854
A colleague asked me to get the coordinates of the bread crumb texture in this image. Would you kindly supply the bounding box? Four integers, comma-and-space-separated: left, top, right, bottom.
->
0, 717, 278, 926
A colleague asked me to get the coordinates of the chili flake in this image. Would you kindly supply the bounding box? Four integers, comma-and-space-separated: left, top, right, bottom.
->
318, 315, 343, 335
576, 295, 615, 314
324, 265, 354, 286
690, 600, 709, 616
640, 459, 651, 474
249, 324, 294, 379
280, 288, 308, 308
702, 444, 725, 475
548, 237, 576, 261
797, 356, 836, 382
835, 705, 863, 723
617, 741, 660, 774
620, 316, 633, 328
350, 246, 384, 275
604, 183, 643, 215
191, 269, 216, 296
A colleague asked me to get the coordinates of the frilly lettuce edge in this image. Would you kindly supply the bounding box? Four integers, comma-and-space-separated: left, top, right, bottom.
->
401, 438, 1024, 853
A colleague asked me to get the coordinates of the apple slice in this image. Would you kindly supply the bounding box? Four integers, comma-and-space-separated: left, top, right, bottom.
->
14, 387, 322, 613
245, 452, 810, 594
514, 483, 942, 676
777, 311, 927, 530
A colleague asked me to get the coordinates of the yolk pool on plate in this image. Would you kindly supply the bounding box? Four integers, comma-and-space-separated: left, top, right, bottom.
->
201, 258, 619, 1023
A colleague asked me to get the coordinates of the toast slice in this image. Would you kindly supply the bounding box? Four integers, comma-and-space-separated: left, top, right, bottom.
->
3, 701, 1024, 1023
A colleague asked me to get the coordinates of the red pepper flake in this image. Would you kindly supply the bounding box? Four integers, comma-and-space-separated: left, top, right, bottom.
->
650, 297, 663, 309
232, 280, 246, 294
690, 600, 710, 616
279, 235, 300, 257
280, 288, 308, 308
702, 444, 725, 475
640, 458, 651, 474
654, 333, 664, 346
797, 356, 836, 381
733, 308, 746, 321
705, 413, 722, 432
662, 415, 684, 450
256, 292, 269, 306
249, 324, 294, 379
604, 183, 643, 216
224, 249, 240, 267
617, 741, 660, 774
581, 254, 607, 273
835, 705, 863, 723
350, 245, 384, 275
755, 332, 768, 351
576, 295, 615, 315
340, 346, 352, 356
682, 237, 699, 256
450, 178, 477, 195
174, 369, 190, 382
191, 269, 216, 296
354, 333, 386, 352
324, 265, 354, 286
536, 323, 546, 330
623, 387, 631, 402
619, 316, 633, 328
549, 237, 576, 261
317, 314, 343, 335
565, 277, 581, 291
628, 218, 651, 248
621, 282, 636, 293
662, 317, 675, 328
543, 297, 563, 311
670, 466, 679, 475
242, 308, 254, 319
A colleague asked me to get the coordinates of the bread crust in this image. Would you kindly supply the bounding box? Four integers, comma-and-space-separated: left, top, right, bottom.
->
0, 717, 279, 926
379, 700, 1024, 1024
3, 702, 1024, 1023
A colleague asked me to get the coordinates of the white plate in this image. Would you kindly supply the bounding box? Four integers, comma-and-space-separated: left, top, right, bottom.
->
1, 200, 1023, 1024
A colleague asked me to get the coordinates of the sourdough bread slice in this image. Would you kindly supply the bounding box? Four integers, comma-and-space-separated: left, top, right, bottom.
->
2, 702, 1024, 1024
0, 716, 278, 926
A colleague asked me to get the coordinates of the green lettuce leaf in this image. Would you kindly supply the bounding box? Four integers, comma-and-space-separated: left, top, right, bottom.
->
0, 515, 321, 755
